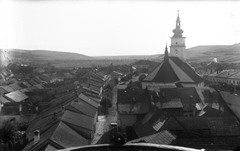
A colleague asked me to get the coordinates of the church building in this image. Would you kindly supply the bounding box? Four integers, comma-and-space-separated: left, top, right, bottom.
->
142, 11, 203, 90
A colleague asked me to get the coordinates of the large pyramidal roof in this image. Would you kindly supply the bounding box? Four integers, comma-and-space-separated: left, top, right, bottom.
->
143, 49, 203, 85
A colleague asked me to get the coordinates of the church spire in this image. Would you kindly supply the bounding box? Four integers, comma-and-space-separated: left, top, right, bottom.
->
164, 44, 168, 61
176, 10, 180, 28
172, 10, 183, 38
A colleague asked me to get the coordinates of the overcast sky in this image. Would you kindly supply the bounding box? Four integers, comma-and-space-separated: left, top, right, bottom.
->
0, 0, 239, 56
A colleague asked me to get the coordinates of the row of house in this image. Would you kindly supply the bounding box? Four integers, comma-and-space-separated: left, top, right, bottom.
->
0, 71, 76, 104
23, 93, 99, 151
204, 69, 240, 85
117, 85, 233, 127
21, 69, 119, 150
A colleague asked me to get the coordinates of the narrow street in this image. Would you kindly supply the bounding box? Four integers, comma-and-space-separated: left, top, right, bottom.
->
91, 86, 118, 144
103, 86, 118, 132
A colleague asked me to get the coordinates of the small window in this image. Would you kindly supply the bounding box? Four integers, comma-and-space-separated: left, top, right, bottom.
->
175, 50, 177, 54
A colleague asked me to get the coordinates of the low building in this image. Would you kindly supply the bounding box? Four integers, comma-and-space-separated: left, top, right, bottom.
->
152, 87, 204, 117
117, 88, 150, 127
204, 69, 240, 85
0, 102, 37, 128
4, 90, 28, 103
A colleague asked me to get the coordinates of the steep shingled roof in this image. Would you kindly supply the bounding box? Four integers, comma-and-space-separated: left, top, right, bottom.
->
0, 87, 8, 95
158, 87, 201, 103
9, 83, 22, 91
144, 59, 179, 83
134, 112, 240, 138
143, 56, 203, 84
159, 99, 183, 109
170, 57, 203, 83
61, 110, 94, 131
81, 83, 101, 94
220, 91, 240, 120
0, 96, 11, 104
66, 101, 97, 118
24, 93, 96, 151
24, 121, 89, 151
128, 130, 176, 145
133, 109, 169, 137
0, 85, 14, 93
78, 93, 99, 108
26, 93, 96, 137
85, 79, 104, 87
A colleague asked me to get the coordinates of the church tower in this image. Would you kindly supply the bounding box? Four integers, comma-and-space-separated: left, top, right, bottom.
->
170, 10, 186, 60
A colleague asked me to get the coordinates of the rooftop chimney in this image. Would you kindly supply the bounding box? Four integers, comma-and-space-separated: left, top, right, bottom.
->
19, 104, 22, 113
34, 130, 40, 144
190, 95, 196, 116
62, 106, 65, 112
52, 112, 58, 120
35, 106, 39, 112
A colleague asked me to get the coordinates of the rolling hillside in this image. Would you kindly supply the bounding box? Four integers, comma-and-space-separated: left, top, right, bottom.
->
0, 49, 93, 63
185, 44, 240, 63
139, 44, 240, 63
1, 43, 240, 65
30, 50, 93, 60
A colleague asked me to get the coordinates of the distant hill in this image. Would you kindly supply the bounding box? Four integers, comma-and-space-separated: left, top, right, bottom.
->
0, 49, 93, 63
128, 44, 240, 63
185, 44, 240, 63
30, 50, 93, 60
1, 43, 240, 64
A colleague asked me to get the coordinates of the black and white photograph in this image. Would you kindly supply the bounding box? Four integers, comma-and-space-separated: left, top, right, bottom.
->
0, 0, 240, 150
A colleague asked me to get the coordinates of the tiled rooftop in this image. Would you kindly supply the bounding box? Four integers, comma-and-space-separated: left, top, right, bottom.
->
5, 90, 28, 102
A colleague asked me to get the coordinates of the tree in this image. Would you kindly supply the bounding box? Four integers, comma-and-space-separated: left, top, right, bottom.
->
8, 63, 34, 75
103, 89, 112, 99
112, 77, 119, 85
138, 74, 146, 82
103, 84, 112, 91
100, 97, 112, 115
0, 121, 28, 151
